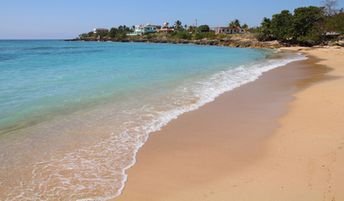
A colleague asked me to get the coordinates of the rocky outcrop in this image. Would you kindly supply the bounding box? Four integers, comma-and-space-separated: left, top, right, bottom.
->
66, 34, 283, 49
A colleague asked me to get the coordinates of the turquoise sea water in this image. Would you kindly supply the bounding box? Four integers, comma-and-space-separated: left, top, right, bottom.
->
0, 40, 305, 200
0, 40, 267, 133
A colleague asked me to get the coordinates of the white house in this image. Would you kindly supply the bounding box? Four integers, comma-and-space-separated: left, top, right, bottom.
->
93, 28, 109, 34
128, 24, 158, 36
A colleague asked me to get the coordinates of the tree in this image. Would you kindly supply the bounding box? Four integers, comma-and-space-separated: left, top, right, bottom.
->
325, 11, 344, 33
79, 33, 88, 39
174, 20, 183, 31
229, 19, 241, 28
87, 31, 94, 37
187, 26, 197, 33
108, 27, 118, 38
257, 17, 273, 41
118, 25, 130, 32
292, 6, 325, 45
256, 5, 338, 45
242, 24, 249, 31
197, 25, 210, 33
270, 10, 293, 41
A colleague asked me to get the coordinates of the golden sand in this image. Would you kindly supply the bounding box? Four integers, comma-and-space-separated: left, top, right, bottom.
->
115, 47, 344, 201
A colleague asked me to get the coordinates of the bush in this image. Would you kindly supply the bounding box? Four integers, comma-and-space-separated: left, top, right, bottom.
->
171, 31, 192, 40
193, 32, 216, 40
197, 25, 210, 33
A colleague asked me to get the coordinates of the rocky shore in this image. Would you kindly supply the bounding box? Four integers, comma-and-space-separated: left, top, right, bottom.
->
66, 33, 344, 49
66, 34, 284, 49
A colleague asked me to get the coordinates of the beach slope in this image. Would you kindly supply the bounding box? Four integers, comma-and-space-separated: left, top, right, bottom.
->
115, 47, 344, 201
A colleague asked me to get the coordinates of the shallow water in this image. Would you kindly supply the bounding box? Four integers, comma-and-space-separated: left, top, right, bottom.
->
0, 40, 305, 200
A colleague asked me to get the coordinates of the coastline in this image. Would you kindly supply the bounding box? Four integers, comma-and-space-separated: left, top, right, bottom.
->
114, 47, 344, 201
2, 1, 344, 200
0, 42, 291, 200
66, 34, 283, 49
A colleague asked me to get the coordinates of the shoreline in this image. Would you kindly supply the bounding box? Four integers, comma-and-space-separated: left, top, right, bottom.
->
0, 42, 303, 201
66, 35, 283, 49
104, 49, 307, 200
66, 37, 344, 50
114, 47, 344, 201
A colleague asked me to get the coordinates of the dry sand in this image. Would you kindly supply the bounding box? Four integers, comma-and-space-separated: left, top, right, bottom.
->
115, 47, 344, 201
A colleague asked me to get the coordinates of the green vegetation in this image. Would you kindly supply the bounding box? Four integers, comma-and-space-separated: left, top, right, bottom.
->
229, 19, 241, 28
256, 1, 343, 46
242, 24, 249, 31
79, 25, 131, 41
76, 1, 343, 47
78, 20, 233, 42
108, 26, 130, 39
325, 12, 344, 33
174, 20, 183, 31
170, 30, 192, 40
197, 25, 210, 33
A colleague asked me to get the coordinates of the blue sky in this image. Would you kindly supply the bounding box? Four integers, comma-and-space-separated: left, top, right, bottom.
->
0, 0, 343, 39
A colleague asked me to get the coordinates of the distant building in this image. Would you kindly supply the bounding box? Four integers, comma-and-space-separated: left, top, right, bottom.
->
93, 28, 109, 34
127, 24, 158, 36
325, 32, 340, 36
158, 22, 175, 33
214, 26, 244, 34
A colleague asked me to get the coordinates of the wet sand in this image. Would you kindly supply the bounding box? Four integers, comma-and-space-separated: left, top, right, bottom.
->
115, 48, 344, 201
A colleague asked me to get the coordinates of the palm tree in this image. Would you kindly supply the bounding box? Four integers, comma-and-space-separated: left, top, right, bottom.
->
242, 23, 249, 31
174, 20, 183, 30
229, 19, 241, 28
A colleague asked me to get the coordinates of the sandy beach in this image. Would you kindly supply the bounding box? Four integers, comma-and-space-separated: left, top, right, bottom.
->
115, 47, 344, 201
2, 1, 344, 200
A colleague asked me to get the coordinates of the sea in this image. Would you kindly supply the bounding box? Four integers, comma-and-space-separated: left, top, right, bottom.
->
0, 40, 306, 201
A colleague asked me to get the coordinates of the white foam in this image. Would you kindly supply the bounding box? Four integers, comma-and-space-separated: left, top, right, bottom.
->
6, 52, 307, 201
